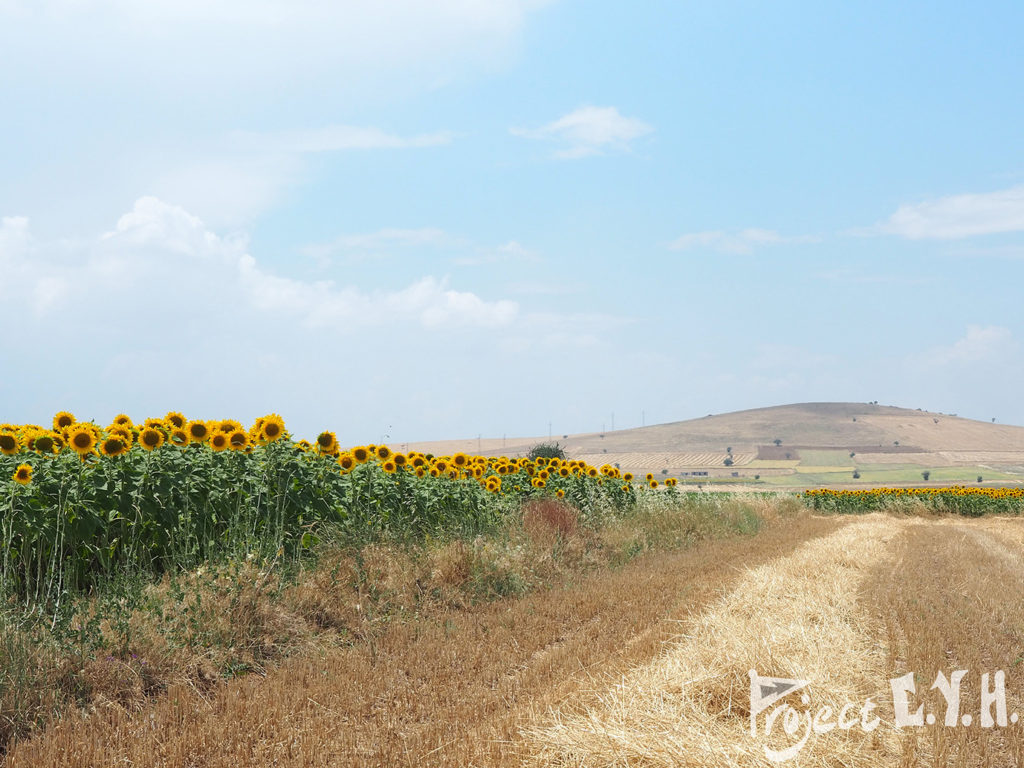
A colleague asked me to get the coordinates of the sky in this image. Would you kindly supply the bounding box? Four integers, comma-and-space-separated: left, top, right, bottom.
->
2, 0, 1023, 443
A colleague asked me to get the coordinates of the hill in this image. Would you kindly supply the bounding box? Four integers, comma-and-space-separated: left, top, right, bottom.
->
404, 403, 1024, 487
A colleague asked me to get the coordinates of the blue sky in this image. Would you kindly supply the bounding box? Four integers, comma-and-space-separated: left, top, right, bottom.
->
2, 0, 1023, 443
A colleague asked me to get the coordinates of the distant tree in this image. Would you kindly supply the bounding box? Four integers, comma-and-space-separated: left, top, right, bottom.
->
723, 457, 734, 466
852, 417, 857, 422
726, 446, 733, 454
527, 442, 566, 461
977, 475, 984, 483
853, 470, 861, 479
894, 441, 899, 446
773, 439, 782, 447
754, 474, 761, 480
849, 451, 856, 458
992, 418, 996, 423
921, 470, 931, 481
785, 452, 792, 460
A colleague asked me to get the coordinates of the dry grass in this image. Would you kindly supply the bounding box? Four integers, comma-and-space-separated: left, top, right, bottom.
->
523, 515, 907, 767
866, 517, 1024, 767
3, 510, 838, 767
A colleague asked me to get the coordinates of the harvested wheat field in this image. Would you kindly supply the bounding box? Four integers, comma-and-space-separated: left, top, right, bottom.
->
8, 512, 1024, 767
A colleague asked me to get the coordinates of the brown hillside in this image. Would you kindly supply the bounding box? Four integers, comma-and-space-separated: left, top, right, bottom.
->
404, 402, 1024, 466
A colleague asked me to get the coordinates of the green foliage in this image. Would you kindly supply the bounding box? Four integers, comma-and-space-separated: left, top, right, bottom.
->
526, 442, 567, 461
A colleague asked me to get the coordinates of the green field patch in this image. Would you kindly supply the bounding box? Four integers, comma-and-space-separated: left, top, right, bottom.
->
747, 459, 800, 469
796, 465, 855, 473
763, 465, 1023, 486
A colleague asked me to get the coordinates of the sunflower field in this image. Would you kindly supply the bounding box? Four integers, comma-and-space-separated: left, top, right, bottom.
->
803, 486, 1024, 516
0, 412, 657, 605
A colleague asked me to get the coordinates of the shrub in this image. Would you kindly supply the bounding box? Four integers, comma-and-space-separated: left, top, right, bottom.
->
527, 441, 567, 461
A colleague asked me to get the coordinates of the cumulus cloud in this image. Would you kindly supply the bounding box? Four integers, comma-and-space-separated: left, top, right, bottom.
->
881, 185, 1024, 239
928, 325, 1016, 366
668, 229, 818, 255
4, 197, 519, 330
512, 106, 652, 159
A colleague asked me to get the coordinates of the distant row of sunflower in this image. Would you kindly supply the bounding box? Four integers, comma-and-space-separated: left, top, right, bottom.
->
2, 411, 675, 493
803, 486, 1024, 516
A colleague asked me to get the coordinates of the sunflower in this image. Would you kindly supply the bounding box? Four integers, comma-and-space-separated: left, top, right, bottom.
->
67, 424, 97, 456
621, 484, 630, 492
295, 439, 312, 453
316, 431, 339, 456
337, 453, 356, 472
218, 419, 242, 434
376, 445, 392, 461
210, 432, 229, 452
30, 431, 59, 455
623, 473, 634, 483
415, 467, 425, 478
187, 421, 210, 443
0, 432, 20, 456
411, 455, 426, 468
12, 464, 32, 485
532, 478, 546, 489
99, 436, 130, 457
649, 480, 658, 489
113, 413, 133, 427
429, 467, 441, 478
107, 426, 133, 444
248, 425, 266, 446
556, 489, 565, 498
165, 411, 187, 429
381, 460, 397, 474
452, 452, 468, 468
139, 427, 164, 451
434, 459, 449, 473
645, 473, 654, 482
169, 428, 190, 448
227, 429, 249, 451
351, 445, 370, 463
144, 418, 169, 432
393, 453, 408, 468
259, 414, 285, 443
53, 411, 75, 431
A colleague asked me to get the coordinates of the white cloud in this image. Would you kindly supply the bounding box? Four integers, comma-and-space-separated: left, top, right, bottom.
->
452, 240, 540, 266
303, 228, 453, 263
668, 229, 818, 255
882, 185, 1024, 239
4, 196, 519, 330
928, 325, 1016, 366
512, 106, 652, 159
233, 126, 455, 154
1, 1, 554, 92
